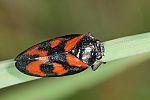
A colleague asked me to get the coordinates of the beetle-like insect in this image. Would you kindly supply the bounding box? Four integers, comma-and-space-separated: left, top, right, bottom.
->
15, 33, 105, 77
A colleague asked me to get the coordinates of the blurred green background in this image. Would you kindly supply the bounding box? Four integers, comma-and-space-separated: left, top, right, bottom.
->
0, 0, 150, 100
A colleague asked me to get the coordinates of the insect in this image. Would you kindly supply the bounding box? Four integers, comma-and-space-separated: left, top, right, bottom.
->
15, 33, 105, 77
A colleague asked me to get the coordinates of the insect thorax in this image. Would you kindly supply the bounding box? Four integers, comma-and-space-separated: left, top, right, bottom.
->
70, 35, 104, 66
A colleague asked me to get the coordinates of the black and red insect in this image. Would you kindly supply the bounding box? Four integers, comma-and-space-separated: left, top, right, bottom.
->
15, 33, 105, 77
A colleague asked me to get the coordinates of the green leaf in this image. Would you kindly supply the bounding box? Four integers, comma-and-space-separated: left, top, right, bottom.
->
102, 32, 150, 62
0, 32, 150, 90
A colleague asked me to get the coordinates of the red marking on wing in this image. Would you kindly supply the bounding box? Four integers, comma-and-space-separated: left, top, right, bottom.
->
52, 63, 68, 75
50, 38, 63, 48
26, 57, 49, 76
66, 54, 88, 68
26, 46, 48, 57
64, 35, 84, 51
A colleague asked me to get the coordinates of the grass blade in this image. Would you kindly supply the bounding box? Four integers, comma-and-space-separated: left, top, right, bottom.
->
1, 53, 150, 100
0, 32, 150, 89
103, 32, 150, 62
